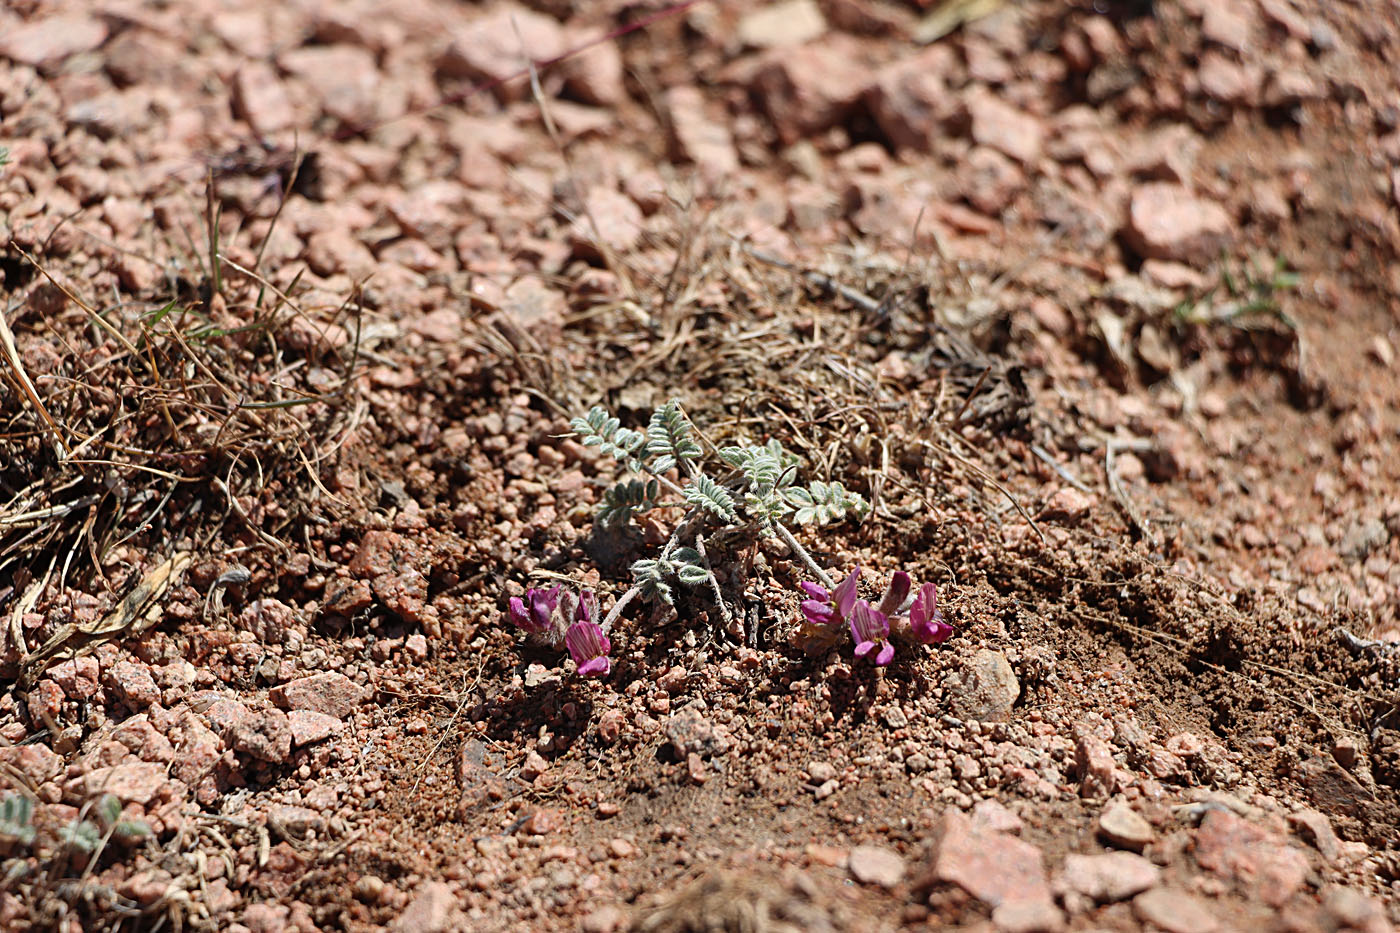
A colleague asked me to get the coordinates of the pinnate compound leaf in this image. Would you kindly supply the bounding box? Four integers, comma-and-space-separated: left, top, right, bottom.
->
683, 474, 738, 523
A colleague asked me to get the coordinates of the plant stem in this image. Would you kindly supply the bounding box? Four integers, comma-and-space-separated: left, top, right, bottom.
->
601, 585, 642, 632
774, 523, 834, 589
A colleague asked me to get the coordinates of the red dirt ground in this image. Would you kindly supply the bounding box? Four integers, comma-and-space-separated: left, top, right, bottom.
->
1, 1, 1398, 931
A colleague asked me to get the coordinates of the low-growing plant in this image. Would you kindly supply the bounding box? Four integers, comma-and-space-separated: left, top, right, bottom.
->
1174, 253, 1300, 327
506, 399, 953, 676
0, 794, 36, 854
0, 791, 151, 879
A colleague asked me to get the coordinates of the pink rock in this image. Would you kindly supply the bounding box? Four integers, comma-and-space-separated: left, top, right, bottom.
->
972, 799, 1024, 835
570, 187, 642, 259
849, 844, 906, 887
243, 901, 290, 933
1320, 886, 1391, 932
596, 709, 626, 746
1124, 183, 1231, 264
288, 709, 343, 747
111, 715, 176, 763
390, 882, 459, 933
958, 146, 1026, 215
1134, 887, 1219, 933
1263, 68, 1325, 108
750, 36, 871, 144
665, 85, 738, 179
0, 14, 108, 69
349, 530, 405, 578
1194, 809, 1310, 907
26, 680, 64, 722
67, 760, 167, 805
931, 809, 1054, 909
1097, 800, 1154, 852
171, 715, 222, 786
1074, 734, 1118, 798
1126, 124, 1201, 185
501, 277, 567, 334
270, 672, 368, 719
0, 744, 63, 784
48, 657, 101, 700
738, 0, 827, 48
1197, 51, 1260, 105
1058, 852, 1160, 902
991, 899, 1066, 933
1288, 809, 1340, 863
228, 709, 293, 764
1041, 487, 1093, 524
407, 309, 462, 343
104, 661, 161, 710
304, 229, 376, 279
279, 45, 385, 126
968, 91, 1044, 164
562, 30, 627, 105
438, 4, 565, 102
232, 61, 295, 136
866, 45, 955, 152
388, 181, 466, 248
1201, 2, 1254, 52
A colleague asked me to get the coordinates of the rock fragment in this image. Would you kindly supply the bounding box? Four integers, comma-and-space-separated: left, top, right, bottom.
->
0, 14, 108, 69
968, 91, 1044, 164
738, 0, 827, 49
848, 845, 905, 887
1058, 852, 1160, 902
270, 672, 368, 719
947, 650, 1019, 722
1134, 887, 1219, 933
751, 37, 870, 144
1124, 183, 1232, 264
1098, 799, 1154, 852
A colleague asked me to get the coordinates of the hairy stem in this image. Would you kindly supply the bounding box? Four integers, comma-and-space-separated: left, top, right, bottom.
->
601, 585, 642, 632
694, 533, 732, 625
774, 523, 834, 589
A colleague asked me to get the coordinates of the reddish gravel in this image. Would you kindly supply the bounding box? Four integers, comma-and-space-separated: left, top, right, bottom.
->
1, 1, 1399, 932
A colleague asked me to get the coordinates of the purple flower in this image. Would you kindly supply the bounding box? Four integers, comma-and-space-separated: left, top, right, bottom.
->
849, 600, 895, 666
509, 584, 562, 635
876, 571, 911, 617
565, 620, 612, 677
800, 567, 861, 628
908, 582, 952, 644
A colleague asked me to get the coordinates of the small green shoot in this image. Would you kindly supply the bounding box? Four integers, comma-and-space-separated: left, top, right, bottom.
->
1175, 253, 1300, 328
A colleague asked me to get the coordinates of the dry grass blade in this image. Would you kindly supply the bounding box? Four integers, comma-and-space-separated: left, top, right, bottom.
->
20, 551, 191, 686
0, 302, 71, 457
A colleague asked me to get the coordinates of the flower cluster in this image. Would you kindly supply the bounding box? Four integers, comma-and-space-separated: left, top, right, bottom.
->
507, 584, 612, 677
800, 567, 951, 667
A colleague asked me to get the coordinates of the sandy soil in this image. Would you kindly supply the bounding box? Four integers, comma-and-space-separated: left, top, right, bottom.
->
1, 0, 1398, 931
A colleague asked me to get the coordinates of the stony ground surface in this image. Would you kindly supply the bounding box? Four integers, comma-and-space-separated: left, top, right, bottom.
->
1, 0, 1399, 931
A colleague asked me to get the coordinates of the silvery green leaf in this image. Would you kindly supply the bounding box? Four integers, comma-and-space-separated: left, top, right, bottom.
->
651, 455, 676, 474
677, 564, 710, 585
97, 794, 121, 827
60, 820, 102, 852
785, 486, 814, 506
683, 474, 738, 523
114, 820, 151, 838
671, 547, 702, 564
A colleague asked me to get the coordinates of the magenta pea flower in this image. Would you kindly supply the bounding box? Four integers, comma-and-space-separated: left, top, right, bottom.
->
565, 620, 611, 677
509, 584, 562, 635
908, 582, 951, 644
800, 567, 861, 627
849, 600, 895, 666
876, 571, 911, 617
